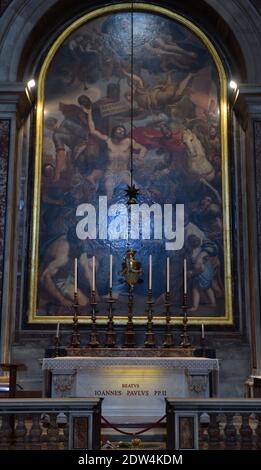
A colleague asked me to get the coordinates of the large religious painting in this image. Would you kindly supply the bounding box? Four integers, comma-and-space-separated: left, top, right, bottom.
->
29, 4, 232, 324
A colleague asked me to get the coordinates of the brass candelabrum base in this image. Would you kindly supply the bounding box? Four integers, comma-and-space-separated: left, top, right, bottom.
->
162, 292, 174, 348
180, 293, 191, 348
70, 292, 81, 348
105, 288, 116, 348
124, 285, 135, 348
89, 290, 100, 348
144, 289, 156, 348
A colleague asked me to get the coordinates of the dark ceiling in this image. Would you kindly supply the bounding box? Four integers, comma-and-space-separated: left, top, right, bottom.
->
0, 0, 258, 81
0, 0, 12, 16
250, 0, 261, 14
1, 0, 261, 16
1, 0, 261, 15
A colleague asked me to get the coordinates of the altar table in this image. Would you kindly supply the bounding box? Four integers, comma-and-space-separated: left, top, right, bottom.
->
42, 356, 219, 419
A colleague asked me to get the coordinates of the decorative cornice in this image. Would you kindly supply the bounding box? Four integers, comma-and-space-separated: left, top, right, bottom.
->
0, 81, 34, 126
234, 85, 261, 129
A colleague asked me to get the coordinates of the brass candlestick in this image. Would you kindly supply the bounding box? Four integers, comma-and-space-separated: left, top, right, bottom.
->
124, 285, 136, 348
180, 293, 191, 348
200, 335, 206, 357
54, 335, 60, 357
88, 289, 100, 348
120, 249, 142, 349
120, 249, 143, 288
105, 288, 116, 348
70, 292, 81, 348
162, 292, 174, 348
144, 289, 156, 347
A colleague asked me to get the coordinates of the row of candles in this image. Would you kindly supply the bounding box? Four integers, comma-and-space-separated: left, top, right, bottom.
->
74, 255, 113, 292
56, 255, 205, 340
138, 255, 187, 293
73, 256, 189, 294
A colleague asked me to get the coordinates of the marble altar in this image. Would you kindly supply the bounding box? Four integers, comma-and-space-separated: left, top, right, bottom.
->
42, 356, 219, 419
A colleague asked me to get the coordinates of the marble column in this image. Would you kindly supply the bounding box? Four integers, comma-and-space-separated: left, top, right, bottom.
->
235, 86, 261, 376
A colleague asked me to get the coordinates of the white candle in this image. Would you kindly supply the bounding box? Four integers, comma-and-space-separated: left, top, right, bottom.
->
166, 257, 170, 293
92, 256, 96, 291
56, 321, 60, 338
184, 258, 187, 294
149, 255, 152, 290
74, 258, 78, 294
201, 323, 205, 339
109, 254, 113, 289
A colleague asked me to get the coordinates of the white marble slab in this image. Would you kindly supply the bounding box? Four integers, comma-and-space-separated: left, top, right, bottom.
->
43, 356, 219, 418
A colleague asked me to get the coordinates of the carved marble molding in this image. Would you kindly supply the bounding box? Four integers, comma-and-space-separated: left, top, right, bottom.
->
53, 374, 75, 397
187, 374, 208, 394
